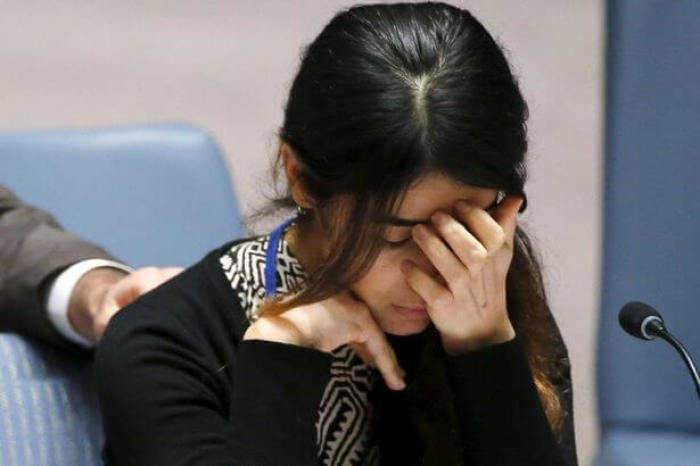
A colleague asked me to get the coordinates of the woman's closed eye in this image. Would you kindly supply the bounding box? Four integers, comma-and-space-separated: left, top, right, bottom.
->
380, 192, 503, 249
383, 237, 412, 248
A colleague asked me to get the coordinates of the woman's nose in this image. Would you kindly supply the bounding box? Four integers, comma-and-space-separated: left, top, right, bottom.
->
408, 244, 445, 285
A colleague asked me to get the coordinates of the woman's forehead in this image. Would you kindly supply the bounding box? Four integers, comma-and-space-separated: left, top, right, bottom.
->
395, 173, 498, 219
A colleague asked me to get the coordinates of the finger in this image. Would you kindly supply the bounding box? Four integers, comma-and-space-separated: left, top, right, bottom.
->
109, 278, 142, 306
126, 276, 162, 300
133, 267, 175, 294
411, 223, 466, 287
161, 267, 184, 280
344, 291, 405, 388
345, 299, 380, 368
93, 294, 121, 341
352, 337, 406, 378
490, 194, 524, 249
111, 273, 162, 308
348, 342, 377, 368
401, 260, 452, 311
355, 316, 405, 390
430, 211, 489, 279
453, 201, 506, 253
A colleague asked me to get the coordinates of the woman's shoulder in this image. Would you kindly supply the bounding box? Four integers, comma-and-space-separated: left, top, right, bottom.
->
96, 235, 268, 360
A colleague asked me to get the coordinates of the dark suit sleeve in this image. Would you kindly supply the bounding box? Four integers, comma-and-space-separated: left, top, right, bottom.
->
0, 184, 117, 350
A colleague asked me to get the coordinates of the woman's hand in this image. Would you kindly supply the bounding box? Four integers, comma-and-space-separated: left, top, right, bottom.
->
401, 194, 524, 355
243, 290, 406, 390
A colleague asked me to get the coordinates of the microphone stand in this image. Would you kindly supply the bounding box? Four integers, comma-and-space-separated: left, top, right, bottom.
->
648, 320, 700, 400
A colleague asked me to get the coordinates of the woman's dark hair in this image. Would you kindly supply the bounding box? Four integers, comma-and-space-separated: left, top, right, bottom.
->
247, 1, 568, 459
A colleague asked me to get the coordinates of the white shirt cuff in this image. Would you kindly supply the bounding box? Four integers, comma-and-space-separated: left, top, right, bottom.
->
45, 259, 134, 347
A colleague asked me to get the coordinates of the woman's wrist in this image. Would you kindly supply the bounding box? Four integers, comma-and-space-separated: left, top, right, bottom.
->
441, 321, 517, 355
243, 315, 311, 348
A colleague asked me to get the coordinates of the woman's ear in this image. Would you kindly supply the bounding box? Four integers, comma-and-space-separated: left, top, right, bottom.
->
280, 142, 314, 209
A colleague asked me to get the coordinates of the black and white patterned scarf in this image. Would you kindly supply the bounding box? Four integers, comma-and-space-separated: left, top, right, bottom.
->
219, 228, 381, 465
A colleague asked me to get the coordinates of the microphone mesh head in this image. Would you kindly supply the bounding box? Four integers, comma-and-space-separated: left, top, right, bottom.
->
619, 301, 662, 339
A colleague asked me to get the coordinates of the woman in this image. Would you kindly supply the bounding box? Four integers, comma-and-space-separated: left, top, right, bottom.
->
94, 2, 577, 465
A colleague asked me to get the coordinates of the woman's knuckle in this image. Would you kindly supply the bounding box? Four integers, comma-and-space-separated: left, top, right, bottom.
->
471, 247, 488, 263
493, 230, 507, 248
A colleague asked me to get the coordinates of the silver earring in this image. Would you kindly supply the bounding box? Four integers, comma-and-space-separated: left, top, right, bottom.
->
296, 204, 310, 216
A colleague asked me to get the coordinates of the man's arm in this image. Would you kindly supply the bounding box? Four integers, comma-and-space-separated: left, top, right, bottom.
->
0, 184, 118, 350
0, 185, 182, 351
46, 259, 134, 347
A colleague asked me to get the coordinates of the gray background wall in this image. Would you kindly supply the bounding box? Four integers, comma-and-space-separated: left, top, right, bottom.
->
0, 1, 604, 464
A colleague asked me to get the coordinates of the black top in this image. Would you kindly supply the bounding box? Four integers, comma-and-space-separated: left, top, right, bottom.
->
93, 235, 578, 466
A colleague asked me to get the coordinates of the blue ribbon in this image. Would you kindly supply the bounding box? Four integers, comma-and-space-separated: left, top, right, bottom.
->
264, 216, 299, 297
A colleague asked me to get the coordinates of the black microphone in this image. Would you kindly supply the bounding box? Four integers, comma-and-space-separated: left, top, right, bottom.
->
619, 300, 700, 400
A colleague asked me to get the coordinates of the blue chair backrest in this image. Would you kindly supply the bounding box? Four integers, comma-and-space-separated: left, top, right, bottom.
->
0, 122, 243, 267
597, 0, 700, 437
0, 122, 243, 465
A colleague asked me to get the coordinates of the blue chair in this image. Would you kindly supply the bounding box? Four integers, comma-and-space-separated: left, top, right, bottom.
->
596, 2, 700, 465
0, 122, 243, 465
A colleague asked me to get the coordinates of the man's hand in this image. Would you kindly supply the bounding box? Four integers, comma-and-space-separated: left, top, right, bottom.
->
67, 266, 183, 344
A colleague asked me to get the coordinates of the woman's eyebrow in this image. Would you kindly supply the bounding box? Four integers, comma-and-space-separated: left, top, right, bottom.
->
377, 196, 501, 227
377, 216, 430, 227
